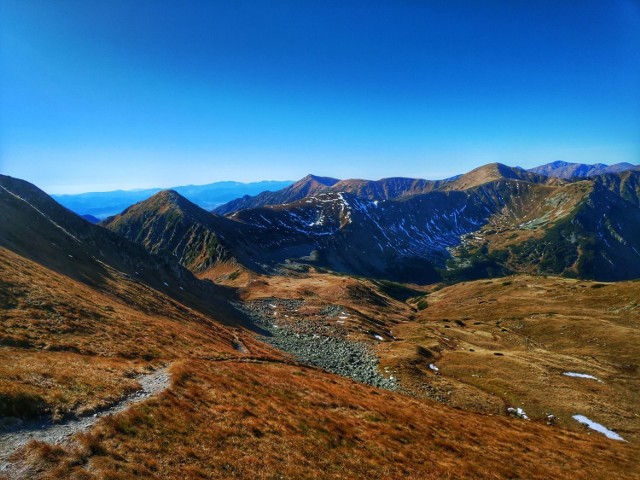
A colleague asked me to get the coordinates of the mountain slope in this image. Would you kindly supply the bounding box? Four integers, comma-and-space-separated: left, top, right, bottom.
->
102, 190, 235, 273
529, 160, 638, 178
446, 179, 640, 281
0, 174, 268, 423
2, 175, 639, 479
112, 167, 640, 283
0, 175, 246, 323
591, 170, 640, 207
223, 179, 571, 282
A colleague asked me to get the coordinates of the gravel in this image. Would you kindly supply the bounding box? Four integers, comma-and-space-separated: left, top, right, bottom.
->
240, 299, 397, 391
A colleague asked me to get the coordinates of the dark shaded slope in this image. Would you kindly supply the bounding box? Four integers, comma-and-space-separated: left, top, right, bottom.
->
508, 185, 640, 281
327, 177, 444, 200
228, 180, 545, 283
0, 175, 244, 324
591, 171, 640, 207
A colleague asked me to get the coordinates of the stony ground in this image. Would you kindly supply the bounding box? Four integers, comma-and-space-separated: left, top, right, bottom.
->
239, 299, 397, 390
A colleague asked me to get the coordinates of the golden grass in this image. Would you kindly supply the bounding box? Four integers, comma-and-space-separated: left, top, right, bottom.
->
0, 350, 144, 420
378, 275, 640, 441
14, 360, 639, 480
3, 244, 639, 479
0, 247, 273, 418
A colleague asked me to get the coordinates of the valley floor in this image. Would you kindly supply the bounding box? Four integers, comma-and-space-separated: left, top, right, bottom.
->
1, 249, 639, 479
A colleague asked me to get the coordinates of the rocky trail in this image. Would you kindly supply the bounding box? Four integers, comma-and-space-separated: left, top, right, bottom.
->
0, 367, 170, 476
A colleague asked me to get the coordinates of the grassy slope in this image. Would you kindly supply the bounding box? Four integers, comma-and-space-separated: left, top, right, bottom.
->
378, 275, 640, 442
3, 255, 639, 478
16, 360, 639, 480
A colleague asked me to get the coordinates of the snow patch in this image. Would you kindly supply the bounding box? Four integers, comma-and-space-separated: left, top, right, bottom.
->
429, 363, 439, 372
507, 407, 529, 420
572, 415, 625, 441
563, 372, 602, 382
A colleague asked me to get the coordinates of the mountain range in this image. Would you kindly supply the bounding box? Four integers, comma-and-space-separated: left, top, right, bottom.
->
2, 169, 640, 479
51, 179, 294, 220
102, 162, 640, 284
51, 161, 639, 221
528, 160, 639, 179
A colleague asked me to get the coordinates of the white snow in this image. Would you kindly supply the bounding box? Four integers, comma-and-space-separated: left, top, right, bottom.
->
563, 372, 602, 382
373, 334, 384, 341
429, 363, 439, 372
507, 407, 529, 420
338, 315, 349, 319
163, 282, 169, 287
572, 415, 625, 441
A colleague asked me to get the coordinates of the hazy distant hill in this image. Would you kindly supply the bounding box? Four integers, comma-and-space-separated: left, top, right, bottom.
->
52, 180, 293, 219
528, 160, 638, 179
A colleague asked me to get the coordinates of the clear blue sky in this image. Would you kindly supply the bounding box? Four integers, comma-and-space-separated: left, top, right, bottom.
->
1, 1, 639, 194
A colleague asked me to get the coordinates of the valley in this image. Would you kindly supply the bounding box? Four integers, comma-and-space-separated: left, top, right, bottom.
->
1, 163, 640, 479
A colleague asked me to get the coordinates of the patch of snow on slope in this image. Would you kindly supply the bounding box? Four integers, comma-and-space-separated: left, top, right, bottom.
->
563, 372, 602, 382
572, 415, 625, 441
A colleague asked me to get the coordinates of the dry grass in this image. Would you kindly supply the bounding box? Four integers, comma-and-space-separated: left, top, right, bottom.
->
378, 275, 640, 441
0, 247, 273, 419
3, 236, 639, 478
0, 350, 144, 420
14, 359, 638, 480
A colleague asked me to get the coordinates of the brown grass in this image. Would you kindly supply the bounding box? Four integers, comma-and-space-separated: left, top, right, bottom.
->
3, 244, 639, 479
378, 275, 640, 441
0, 247, 273, 418
14, 360, 638, 480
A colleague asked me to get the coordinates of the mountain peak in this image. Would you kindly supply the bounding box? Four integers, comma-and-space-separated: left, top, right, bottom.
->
214, 174, 340, 215
103, 189, 234, 273
294, 174, 340, 187
443, 162, 542, 190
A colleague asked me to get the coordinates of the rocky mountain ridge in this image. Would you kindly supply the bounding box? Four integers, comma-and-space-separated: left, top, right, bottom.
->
103, 165, 640, 283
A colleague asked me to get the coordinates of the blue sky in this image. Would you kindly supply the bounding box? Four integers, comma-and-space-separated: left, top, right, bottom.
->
1, 1, 639, 194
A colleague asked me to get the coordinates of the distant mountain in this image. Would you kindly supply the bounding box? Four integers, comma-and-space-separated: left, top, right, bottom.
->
52, 180, 293, 220
80, 214, 100, 224
213, 174, 339, 215
214, 164, 548, 214
528, 160, 638, 179
214, 174, 448, 215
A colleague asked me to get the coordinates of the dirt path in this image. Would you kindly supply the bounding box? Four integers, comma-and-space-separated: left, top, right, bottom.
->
0, 367, 170, 475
